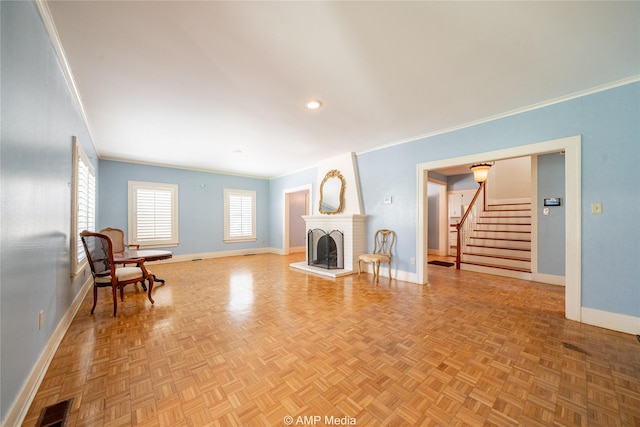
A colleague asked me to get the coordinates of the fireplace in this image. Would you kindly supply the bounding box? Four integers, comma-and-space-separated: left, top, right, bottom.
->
308, 229, 344, 269
290, 214, 366, 278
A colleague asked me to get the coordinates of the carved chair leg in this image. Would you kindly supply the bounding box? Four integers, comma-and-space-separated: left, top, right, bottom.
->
375, 262, 380, 282
112, 285, 118, 316
358, 259, 362, 277
147, 275, 155, 304
91, 285, 98, 314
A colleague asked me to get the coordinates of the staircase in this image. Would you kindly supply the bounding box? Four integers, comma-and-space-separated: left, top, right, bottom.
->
459, 200, 532, 279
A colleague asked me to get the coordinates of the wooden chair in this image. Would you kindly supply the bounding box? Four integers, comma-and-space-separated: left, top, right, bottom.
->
80, 230, 154, 316
99, 227, 139, 253
100, 227, 148, 290
358, 229, 396, 282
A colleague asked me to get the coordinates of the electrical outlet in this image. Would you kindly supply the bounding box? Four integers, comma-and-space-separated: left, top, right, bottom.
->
39, 311, 44, 330
591, 202, 603, 214
410, 257, 416, 265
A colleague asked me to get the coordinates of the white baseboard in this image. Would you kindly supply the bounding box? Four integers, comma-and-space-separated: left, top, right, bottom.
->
581, 307, 640, 335
532, 272, 565, 286
359, 264, 418, 284
160, 247, 280, 263
460, 263, 533, 281
2, 277, 92, 427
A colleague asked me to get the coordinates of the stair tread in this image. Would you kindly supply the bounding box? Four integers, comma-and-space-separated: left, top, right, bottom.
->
467, 244, 531, 252
480, 217, 531, 220
461, 260, 532, 273
457, 200, 533, 275
463, 252, 531, 262
470, 237, 531, 242
477, 222, 532, 225
473, 229, 531, 233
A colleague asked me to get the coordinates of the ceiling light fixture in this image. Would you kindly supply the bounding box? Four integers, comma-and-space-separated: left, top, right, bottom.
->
305, 100, 322, 110
469, 162, 494, 184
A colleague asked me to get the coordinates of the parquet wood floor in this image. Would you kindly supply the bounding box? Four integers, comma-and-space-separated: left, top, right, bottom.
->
23, 254, 640, 426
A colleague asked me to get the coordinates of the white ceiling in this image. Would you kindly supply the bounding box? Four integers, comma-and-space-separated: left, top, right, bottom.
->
45, 1, 640, 178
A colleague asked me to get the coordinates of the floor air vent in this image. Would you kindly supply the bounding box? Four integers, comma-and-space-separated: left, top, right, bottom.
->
36, 397, 73, 427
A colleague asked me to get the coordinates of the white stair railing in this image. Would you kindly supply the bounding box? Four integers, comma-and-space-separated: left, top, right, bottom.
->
456, 182, 485, 269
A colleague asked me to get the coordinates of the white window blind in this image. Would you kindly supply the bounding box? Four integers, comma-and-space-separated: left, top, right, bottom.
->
72, 137, 96, 276
129, 181, 179, 247
224, 189, 256, 242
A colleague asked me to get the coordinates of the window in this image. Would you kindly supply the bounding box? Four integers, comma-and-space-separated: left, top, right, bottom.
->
71, 137, 96, 276
128, 181, 179, 247
224, 189, 256, 242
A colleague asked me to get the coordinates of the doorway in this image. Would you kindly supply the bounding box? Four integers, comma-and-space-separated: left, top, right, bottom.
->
417, 136, 581, 321
283, 185, 312, 255
427, 179, 448, 257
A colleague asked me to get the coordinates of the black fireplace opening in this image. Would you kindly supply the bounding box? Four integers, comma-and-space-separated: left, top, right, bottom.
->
308, 229, 344, 269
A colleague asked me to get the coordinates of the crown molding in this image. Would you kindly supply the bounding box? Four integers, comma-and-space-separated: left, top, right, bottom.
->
35, 0, 99, 156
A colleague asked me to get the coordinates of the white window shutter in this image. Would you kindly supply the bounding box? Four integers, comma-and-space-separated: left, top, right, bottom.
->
128, 181, 179, 247
224, 189, 256, 242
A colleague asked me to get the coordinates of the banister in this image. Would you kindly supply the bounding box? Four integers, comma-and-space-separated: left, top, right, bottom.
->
455, 181, 485, 269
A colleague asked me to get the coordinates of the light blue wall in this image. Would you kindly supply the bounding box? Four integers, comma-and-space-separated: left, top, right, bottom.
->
448, 173, 477, 191
428, 170, 447, 182
0, 1, 98, 421
99, 161, 271, 255
538, 153, 566, 276
355, 82, 640, 317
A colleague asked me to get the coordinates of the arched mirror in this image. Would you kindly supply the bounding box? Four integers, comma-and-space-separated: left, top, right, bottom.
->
319, 169, 345, 215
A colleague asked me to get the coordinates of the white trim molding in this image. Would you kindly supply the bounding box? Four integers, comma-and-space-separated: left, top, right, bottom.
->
581, 307, 640, 336
35, 0, 99, 156
532, 273, 565, 286
358, 263, 417, 284
165, 247, 277, 263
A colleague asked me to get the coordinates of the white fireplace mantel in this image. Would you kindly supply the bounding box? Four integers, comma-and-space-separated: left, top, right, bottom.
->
291, 214, 367, 278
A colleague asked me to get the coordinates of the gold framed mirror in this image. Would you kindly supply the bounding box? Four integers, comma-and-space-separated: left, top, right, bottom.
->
319, 169, 345, 215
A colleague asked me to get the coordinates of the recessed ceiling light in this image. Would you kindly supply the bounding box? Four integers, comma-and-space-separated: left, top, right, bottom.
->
305, 100, 322, 110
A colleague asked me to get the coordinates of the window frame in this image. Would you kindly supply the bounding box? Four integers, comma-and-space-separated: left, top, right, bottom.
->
128, 181, 179, 248
71, 137, 96, 277
224, 189, 257, 243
